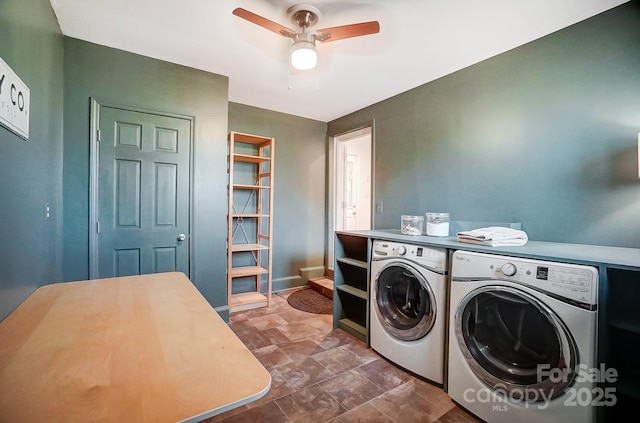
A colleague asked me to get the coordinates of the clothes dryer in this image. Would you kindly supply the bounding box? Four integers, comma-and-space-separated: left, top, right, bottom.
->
369, 240, 448, 383
448, 250, 600, 423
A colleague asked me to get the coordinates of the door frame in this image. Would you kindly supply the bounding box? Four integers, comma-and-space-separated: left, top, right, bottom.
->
88, 98, 195, 279
327, 121, 375, 271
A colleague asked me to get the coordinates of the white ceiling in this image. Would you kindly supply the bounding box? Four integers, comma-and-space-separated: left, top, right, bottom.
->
49, 0, 628, 122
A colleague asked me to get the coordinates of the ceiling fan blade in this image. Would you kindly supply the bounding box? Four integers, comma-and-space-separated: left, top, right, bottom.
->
232, 8, 296, 37
316, 21, 380, 43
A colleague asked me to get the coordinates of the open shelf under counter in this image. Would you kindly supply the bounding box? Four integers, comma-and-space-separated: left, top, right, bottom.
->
336, 257, 368, 269
338, 318, 367, 341
336, 284, 367, 300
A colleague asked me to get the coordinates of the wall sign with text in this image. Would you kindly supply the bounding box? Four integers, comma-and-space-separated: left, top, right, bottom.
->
0, 57, 30, 140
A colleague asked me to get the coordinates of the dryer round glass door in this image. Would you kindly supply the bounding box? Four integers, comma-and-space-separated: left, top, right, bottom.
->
373, 262, 436, 341
454, 285, 578, 401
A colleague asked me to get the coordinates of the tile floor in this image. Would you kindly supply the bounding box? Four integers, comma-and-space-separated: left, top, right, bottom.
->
203, 289, 481, 423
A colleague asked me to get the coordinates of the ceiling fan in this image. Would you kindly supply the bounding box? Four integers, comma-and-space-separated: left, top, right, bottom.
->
233, 4, 380, 71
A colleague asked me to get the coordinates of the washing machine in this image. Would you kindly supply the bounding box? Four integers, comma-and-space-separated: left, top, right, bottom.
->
448, 250, 599, 423
370, 239, 448, 383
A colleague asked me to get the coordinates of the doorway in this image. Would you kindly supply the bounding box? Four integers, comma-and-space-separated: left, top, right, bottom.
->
89, 100, 193, 279
328, 125, 373, 271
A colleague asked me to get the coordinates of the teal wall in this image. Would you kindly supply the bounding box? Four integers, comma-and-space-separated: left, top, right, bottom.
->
0, 0, 64, 320
328, 3, 640, 248
62, 38, 230, 312
229, 103, 327, 291
2, 0, 639, 322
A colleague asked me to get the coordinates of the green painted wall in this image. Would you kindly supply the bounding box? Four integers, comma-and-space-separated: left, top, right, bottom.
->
2, 0, 638, 322
328, 3, 640, 248
62, 38, 230, 312
0, 0, 64, 320
229, 103, 327, 291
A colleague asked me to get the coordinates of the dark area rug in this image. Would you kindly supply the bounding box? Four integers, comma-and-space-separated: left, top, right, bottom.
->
286, 288, 333, 315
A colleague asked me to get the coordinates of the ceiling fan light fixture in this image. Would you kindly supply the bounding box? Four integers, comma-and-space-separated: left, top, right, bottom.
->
290, 40, 317, 70
233, 5, 380, 72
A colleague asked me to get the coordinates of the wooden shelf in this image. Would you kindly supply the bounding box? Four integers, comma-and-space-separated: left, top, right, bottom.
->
231, 132, 273, 145
231, 214, 270, 218
232, 184, 271, 190
229, 266, 268, 278
233, 154, 271, 164
227, 131, 274, 313
229, 292, 269, 312
231, 244, 269, 252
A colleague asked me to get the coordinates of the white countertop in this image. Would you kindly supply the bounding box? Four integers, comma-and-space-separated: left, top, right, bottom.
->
337, 229, 640, 270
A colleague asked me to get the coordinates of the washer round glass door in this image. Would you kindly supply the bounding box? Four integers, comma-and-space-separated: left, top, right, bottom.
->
455, 285, 578, 401
373, 261, 436, 341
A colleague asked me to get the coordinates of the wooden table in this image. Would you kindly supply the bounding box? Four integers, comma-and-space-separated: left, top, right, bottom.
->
0, 272, 271, 422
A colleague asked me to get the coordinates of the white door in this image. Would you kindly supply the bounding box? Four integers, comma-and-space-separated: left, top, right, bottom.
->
328, 126, 372, 269
344, 153, 359, 230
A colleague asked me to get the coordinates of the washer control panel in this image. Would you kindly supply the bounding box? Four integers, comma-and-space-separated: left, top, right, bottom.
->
372, 240, 447, 271
452, 250, 598, 306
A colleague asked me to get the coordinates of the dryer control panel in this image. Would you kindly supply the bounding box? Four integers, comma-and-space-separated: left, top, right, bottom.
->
372, 240, 447, 271
452, 250, 598, 306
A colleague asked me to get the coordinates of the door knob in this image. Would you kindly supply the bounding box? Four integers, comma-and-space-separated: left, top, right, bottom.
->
177, 234, 187, 242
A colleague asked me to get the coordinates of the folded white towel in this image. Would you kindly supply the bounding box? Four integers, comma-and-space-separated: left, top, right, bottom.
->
457, 226, 528, 247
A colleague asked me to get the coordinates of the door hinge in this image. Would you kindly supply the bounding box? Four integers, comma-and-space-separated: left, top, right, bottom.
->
96, 221, 100, 234
96, 129, 101, 142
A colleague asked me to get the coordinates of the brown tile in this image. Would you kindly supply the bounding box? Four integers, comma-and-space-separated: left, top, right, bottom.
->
312, 328, 361, 350
248, 313, 290, 330
221, 400, 289, 423
328, 402, 395, 423
369, 380, 454, 422
278, 338, 324, 361
246, 366, 296, 407
342, 340, 380, 362
277, 307, 319, 324
277, 320, 326, 341
312, 345, 377, 374
276, 357, 335, 390
433, 405, 482, 423
229, 313, 251, 326
319, 369, 385, 410
252, 344, 292, 369
411, 376, 450, 401
232, 326, 277, 350
276, 383, 346, 423
220, 290, 475, 423
355, 358, 414, 391
300, 314, 333, 331
261, 326, 293, 345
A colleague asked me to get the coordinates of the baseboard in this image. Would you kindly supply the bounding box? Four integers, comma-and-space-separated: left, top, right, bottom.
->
272, 275, 305, 293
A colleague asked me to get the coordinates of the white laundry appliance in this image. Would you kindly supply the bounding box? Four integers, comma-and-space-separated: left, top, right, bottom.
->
448, 250, 599, 423
369, 240, 448, 383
